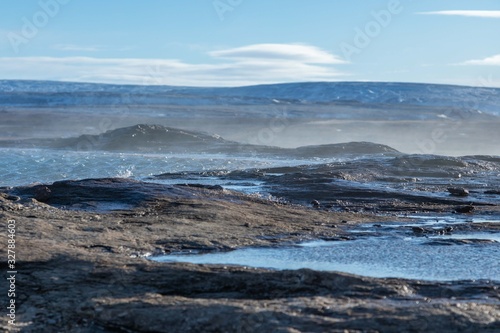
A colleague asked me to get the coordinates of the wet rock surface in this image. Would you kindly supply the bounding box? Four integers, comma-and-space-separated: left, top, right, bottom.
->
448, 187, 470, 197
154, 154, 500, 213
1, 178, 499, 332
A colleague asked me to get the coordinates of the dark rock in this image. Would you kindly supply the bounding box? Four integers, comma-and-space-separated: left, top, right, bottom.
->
293, 141, 401, 157
412, 226, 426, 234
454, 205, 475, 214
10, 178, 233, 211
34, 186, 52, 202
447, 187, 469, 197
434, 226, 454, 235
311, 200, 320, 208
51, 124, 232, 152
5, 194, 20, 201
180, 183, 224, 191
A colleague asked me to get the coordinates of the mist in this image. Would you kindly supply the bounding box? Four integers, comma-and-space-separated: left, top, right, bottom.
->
1, 80, 499, 156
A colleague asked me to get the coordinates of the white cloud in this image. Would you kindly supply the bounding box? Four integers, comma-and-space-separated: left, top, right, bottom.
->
210, 43, 347, 64
0, 44, 348, 86
459, 54, 500, 66
417, 10, 500, 18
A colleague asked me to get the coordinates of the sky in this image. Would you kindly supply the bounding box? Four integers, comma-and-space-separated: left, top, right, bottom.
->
0, 0, 499, 87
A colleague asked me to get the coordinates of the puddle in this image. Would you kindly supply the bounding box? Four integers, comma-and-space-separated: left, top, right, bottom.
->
152, 211, 500, 281
401, 215, 500, 224
149, 178, 265, 194
429, 232, 500, 242
55, 202, 134, 212
383, 216, 500, 229
153, 236, 500, 282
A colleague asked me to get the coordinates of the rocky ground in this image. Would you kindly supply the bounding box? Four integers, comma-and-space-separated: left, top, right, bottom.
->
1, 179, 499, 332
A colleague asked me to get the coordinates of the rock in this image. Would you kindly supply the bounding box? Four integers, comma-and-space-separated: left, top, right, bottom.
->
2, 179, 499, 332
0, 193, 21, 201
34, 186, 52, 202
181, 183, 224, 191
10, 178, 230, 210
447, 187, 469, 197
208, 185, 224, 191
311, 200, 320, 208
412, 226, 426, 234
454, 205, 474, 214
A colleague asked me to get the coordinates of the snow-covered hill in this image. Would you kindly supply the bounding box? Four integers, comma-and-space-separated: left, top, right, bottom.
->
0, 80, 499, 116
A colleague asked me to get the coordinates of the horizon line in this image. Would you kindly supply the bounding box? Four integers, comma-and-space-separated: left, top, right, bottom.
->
1, 78, 499, 90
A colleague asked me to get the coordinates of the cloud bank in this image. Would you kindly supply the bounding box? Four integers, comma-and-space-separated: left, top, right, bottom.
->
0, 44, 348, 86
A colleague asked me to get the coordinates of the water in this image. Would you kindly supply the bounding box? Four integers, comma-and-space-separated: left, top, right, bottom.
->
154, 234, 500, 282
2, 143, 499, 282
0, 148, 327, 187
2, 80, 500, 284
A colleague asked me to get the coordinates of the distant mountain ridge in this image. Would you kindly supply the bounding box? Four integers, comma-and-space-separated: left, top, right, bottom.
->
0, 80, 499, 115
1, 124, 401, 157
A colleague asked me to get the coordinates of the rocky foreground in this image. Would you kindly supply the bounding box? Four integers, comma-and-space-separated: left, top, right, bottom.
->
1, 179, 499, 332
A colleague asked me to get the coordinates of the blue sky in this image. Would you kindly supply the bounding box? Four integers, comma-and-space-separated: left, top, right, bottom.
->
1, 0, 499, 87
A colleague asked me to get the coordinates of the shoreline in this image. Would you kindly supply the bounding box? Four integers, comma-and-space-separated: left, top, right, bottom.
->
1, 178, 499, 332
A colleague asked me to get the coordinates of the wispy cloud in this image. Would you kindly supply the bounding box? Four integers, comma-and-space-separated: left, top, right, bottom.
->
459, 54, 500, 66
0, 44, 348, 86
417, 10, 500, 18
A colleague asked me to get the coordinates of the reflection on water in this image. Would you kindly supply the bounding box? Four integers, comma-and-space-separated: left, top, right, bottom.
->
429, 232, 500, 242
154, 235, 500, 282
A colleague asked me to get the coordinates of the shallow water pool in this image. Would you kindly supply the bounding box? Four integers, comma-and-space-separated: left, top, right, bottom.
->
154, 235, 500, 282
